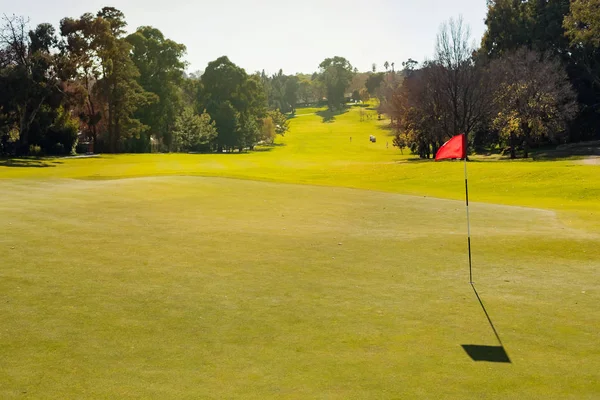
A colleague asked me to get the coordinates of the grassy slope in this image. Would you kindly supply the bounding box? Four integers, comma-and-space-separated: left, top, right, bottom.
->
1, 106, 599, 229
1, 106, 599, 398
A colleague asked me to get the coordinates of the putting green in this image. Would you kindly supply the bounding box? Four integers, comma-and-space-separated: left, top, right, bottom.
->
1, 176, 598, 398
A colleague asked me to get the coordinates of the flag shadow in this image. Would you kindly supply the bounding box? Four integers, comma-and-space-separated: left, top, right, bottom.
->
461, 284, 512, 363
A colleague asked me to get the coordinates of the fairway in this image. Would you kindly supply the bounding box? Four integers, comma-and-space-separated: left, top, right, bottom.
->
1, 106, 600, 398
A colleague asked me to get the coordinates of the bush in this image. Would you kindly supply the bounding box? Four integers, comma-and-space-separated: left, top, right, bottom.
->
29, 144, 42, 156
43, 107, 79, 155
172, 108, 218, 153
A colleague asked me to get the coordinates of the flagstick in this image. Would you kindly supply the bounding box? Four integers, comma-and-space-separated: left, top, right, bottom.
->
464, 157, 473, 284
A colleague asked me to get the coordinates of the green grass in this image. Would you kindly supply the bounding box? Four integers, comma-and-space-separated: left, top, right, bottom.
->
2, 106, 599, 228
1, 106, 599, 398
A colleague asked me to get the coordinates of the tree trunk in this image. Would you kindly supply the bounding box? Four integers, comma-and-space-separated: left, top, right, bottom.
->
510, 131, 517, 159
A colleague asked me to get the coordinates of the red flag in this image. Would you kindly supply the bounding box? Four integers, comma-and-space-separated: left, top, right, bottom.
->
435, 134, 466, 161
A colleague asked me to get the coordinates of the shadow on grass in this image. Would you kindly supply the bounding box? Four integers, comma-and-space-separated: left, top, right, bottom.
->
0, 158, 62, 168
252, 143, 286, 152
531, 142, 600, 161
461, 284, 511, 364
316, 108, 348, 123
461, 345, 511, 363
376, 124, 396, 137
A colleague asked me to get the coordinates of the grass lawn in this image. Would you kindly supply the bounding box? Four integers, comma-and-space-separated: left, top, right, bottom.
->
1, 105, 599, 398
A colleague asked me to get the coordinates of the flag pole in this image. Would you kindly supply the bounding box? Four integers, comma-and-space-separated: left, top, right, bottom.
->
464, 155, 473, 284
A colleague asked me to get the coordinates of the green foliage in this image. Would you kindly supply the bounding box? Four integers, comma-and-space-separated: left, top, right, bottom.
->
45, 106, 79, 155
127, 26, 187, 151
564, 0, 600, 47
172, 108, 217, 153
200, 56, 266, 151
260, 116, 276, 144
365, 72, 385, 95
267, 109, 289, 136
260, 70, 299, 113
318, 56, 355, 110
491, 49, 577, 158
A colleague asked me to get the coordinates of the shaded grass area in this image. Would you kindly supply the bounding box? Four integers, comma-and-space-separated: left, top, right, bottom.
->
1, 177, 598, 398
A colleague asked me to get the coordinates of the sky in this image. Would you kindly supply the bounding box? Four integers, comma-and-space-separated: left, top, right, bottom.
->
0, 0, 489, 75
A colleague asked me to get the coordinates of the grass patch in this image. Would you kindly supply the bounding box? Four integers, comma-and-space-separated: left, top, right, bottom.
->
1, 177, 598, 398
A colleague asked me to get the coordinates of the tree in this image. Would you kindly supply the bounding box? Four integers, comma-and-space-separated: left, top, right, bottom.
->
61, 7, 154, 153
260, 116, 276, 144
402, 58, 418, 75
434, 16, 493, 141
171, 108, 217, 152
384, 61, 389, 71
60, 12, 106, 146
200, 56, 267, 151
359, 88, 370, 102
365, 72, 385, 96
268, 109, 289, 136
490, 48, 577, 158
564, 0, 600, 47
127, 26, 187, 151
318, 56, 354, 110
297, 78, 314, 105
284, 75, 299, 113
0, 15, 66, 154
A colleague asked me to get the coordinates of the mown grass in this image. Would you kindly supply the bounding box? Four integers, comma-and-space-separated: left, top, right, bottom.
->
2, 106, 599, 223
1, 105, 599, 398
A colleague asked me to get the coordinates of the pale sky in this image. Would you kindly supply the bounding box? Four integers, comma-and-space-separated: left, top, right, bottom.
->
0, 0, 488, 75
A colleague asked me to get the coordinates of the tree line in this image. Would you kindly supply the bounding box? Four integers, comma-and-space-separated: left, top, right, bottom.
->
3, 2, 599, 158
0, 7, 359, 156
384, 1, 600, 159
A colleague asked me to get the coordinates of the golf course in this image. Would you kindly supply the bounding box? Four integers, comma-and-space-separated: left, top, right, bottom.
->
1, 105, 599, 398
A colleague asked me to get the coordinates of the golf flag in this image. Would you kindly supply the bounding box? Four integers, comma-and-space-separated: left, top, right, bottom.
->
435, 134, 466, 161
434, 133, 473, 283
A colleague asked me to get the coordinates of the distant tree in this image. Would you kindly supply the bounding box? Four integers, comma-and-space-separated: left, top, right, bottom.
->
351, 90, 361, 102
318, 56, 355, 110
260, 116, 276, 143
402, 58, 418, 75
172, 108, 217, 152
384, 61, 389, 71
372, 63, 377, 72
365, 72, 385, 96
298, 78, 314, 105
359, 88, 370, 102
268, 109, 289, 135
284, 75, 299, 113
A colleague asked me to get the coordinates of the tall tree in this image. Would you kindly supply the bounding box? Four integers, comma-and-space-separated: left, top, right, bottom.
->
200, 56, 266, 151
0, 15, 66, 154
365, 72, 384, 96
61, 7, 153, 152
318, 56, 354, 110
127, 26, 187, 151
434, 16, 493, 140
